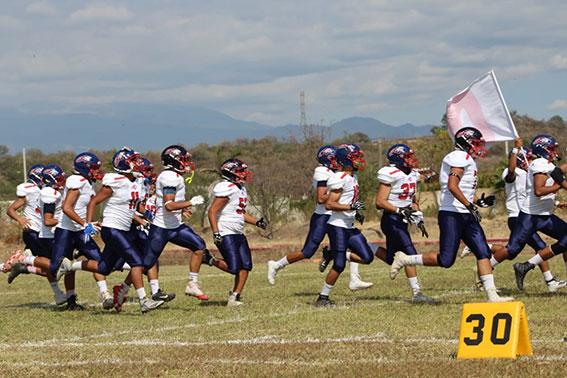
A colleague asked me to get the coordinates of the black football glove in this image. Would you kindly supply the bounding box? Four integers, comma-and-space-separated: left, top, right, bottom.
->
213, 231, 222, 248
550, 166, 565, 186
466, 203, 482, 223
396, 206, 415, 223
355, 211, 365, 225
256, 217, 267, 230
475, 193, 495, 208
417, 221, 429, 238
350, 200, 365, 210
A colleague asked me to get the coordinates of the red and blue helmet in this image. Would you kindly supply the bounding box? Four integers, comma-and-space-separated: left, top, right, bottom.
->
41, 164, 66, 190
112, 147, 141, 174
336, 143, 366, 171
161, 145, 195, 174
73, 152, 103, 181
220, 158, 252, 184
510, 146, 532, 171
28, 164, 45, 186
316, 145, 338, 170
455, 127, 487, 158
387, 144, 419, 169
137, 157, 157, 185
531, 134, 561, 161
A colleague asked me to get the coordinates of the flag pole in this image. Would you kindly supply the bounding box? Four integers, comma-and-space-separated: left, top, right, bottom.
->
23, 148, 27, 182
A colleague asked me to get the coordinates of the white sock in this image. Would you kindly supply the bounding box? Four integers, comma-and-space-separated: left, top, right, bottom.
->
25, 256, 36, 266
50, 281, 63, 296
122, 263, 131, 270
27, 266, 37, 274
490, 256, 499, 268
149, 279, 159, 295
121, 282, 131, 294
66, 289, 75, 298
480, 274, 496, 291
320, 282, 334, 296
276, 256, 289, 269
408, 276, 420, 292
542, 270, 553, 282
71, 261, 83, 270
0, 263, 4, 272
408, 255, 424, 265
189, 272, 199, 282
349, 261, 359, 278
528, 254, 544, 266
346, 252, 352, 261
368, 243, 378, 254
96, 280, 108, 294
136, 287, 147, 300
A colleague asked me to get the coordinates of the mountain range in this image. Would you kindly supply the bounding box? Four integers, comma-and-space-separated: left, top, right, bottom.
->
0, 104, 435, 153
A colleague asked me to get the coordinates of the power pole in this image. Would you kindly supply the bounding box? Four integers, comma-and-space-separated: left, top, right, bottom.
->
22, 148, 27, 182
300, 91, 306, 127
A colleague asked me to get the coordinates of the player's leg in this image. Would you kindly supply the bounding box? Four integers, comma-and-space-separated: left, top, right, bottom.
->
142, 225, 176, 300
77, 234, 114, 309
316, 225, 348, 306
228, 235, 251, 306
170, 225, 209, 300
525, 229, 566, 291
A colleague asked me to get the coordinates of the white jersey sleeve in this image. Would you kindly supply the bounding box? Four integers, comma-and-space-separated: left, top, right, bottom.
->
439, 150, 477, 213
312, 166, 334, 215
327, 172, 358, 229
59, 175, 95, 231
153, 170, 186, 229
15, 182, 42, 232
39, 187, 62, 238
213, 181, 247, 236
520, 158, 557, 215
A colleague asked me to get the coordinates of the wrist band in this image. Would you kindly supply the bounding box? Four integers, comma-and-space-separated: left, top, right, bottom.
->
556, 201, 560, 207
164, 200, 173, 206
511, 148, 519, 154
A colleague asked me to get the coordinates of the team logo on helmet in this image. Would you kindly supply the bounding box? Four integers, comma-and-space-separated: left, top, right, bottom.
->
220, 158, 252, 184
454, 127, 487, 158
531, 134, 561, 161
161, 145, 195, 174
41, 165, 66, 190
387, 144, 419, 169
28, 164, 45, 187
336, 143, 366, 170
316, 145, 338, 170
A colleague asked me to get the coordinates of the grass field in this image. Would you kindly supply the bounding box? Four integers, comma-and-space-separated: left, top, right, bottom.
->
1, 250, 567, 377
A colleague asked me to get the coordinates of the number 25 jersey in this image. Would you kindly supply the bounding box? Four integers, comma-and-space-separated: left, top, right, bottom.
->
377, 166, 420, 208
213, 181, 247, 236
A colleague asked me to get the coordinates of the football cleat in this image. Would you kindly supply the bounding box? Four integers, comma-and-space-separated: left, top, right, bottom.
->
513, 262, 535, 290
411, 291, 437, 304
486, 288, 514, 303
546, 278, 567, 292
319, 246, 332, 273
348, 274, 373, 291
66, 295, 85, 311
227, 291, 245, 307
152, 289, 176, 302
390, 252, 412, 280
315, 294, 335, 307
56, 258, 74, 281
267, 260, 282, 285
113, 285, 128, 313
140, 297, 165, 314
472, 266, 484, 291
460, 245, 472, 259
202, 249, 214, 266
7, 262, 29, 284
184, 280, 209, 300
100, 290, 114, 310
54, 292, 67, 306
5, 249, 25, 271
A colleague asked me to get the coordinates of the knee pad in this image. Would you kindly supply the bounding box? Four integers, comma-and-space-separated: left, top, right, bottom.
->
551, 242, 567, 255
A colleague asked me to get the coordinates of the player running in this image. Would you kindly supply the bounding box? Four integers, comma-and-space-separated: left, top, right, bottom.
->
389, 127, 513, 302
267, 145, 372, 291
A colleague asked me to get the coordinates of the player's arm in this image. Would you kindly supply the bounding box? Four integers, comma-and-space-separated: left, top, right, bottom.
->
62, 189, 86, 226
43, 204, 58, 227
207, 197, 229, 233
86, 186, 113, 223
244, 212, 259, 225
316, 182, 329, 204
375, 184, 397, 213
411, 194, 420, 211
447, 167, 471, 206
326, 189, 350, 211
505, 137, 523, 183
7, 197, 29, 229
533, 173, 564, 196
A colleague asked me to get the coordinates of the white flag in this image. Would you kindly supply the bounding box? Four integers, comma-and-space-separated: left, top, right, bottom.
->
446, 70, 518, 142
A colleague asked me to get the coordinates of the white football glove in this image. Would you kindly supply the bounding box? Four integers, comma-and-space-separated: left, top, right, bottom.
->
402, 210, 423, 225
189, 195, 205, 206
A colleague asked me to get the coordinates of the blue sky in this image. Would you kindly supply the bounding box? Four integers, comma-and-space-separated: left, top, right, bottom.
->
1, 0, 566, 129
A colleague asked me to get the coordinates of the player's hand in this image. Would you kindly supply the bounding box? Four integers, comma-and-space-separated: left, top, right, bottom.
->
19, 218, 31, 230
189, 195, 205, 206
213, 231, 222, 247
466, 203, 482, 223
417, 221, 429, 238
350, 200, 365, 210
83, 222, 100, 242
550, 167, 565, 186
136, 222, 150, 236
475, 193, 495, 208
143, 209, 154, 221
256, 217, 268, 230
355, 211, 365, 225
514, 137, 523, 150
396, 206, 415, 223
182, 208, 193, 218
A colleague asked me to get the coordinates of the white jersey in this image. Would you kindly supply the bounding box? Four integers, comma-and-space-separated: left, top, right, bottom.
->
153, 170, 186, 229
133, 176, 151, 219
59, 175, 95, 232
213, 181, 247, 236
520, 158, 557, 215
502, 168, 528, 218
377, 166, 420, 208
327, 172, 359, 229
439, 150, 478, 213
39, 187, 62, 239
101, 173, 143, 231
313, 166, 334, 215
15, 181, 42, 233
145, 194, 157, 221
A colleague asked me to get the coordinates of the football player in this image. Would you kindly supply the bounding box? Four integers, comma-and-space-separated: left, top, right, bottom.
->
267, 145, 372, 291
373, 143, 434, 302
484, 135, 567, 290
389, 127, 514, 302
315, 144, 375, 306
203, 158, 266, 306
461, 137, 566, 292
57, 147, 165, 313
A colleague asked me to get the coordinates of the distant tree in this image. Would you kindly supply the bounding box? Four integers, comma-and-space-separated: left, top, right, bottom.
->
0, 145, 8, 157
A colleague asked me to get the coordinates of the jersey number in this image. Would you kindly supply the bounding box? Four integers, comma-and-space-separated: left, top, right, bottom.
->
236, 197, 247, 214
399, 183, 416, 200
129, 192, 140, 209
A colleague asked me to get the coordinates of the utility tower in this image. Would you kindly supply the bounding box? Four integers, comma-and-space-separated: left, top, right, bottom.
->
300, 91, 307, 127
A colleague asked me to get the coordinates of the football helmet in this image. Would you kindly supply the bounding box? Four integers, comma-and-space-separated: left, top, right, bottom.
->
112, 147, 141, 174
387, 144, 419, 169
220, 158, 252, 184
454, 127, 487, 158
316, 145, 338, 170
336, 143, 366, 170
531, 134, 561, 161
161, 145, 195, 174
28, 164, 45, 186
41, 164, 66, 190
510, 146, 532, 171
73, 152, 103, 181
138, 157, 157, 185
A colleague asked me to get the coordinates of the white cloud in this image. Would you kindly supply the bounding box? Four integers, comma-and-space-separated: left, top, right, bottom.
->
69, 4, 133, 22
551, 54, 567, 70
0, 15, 23, 30
25, 2, 57, 16
547, 100, 567, 110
